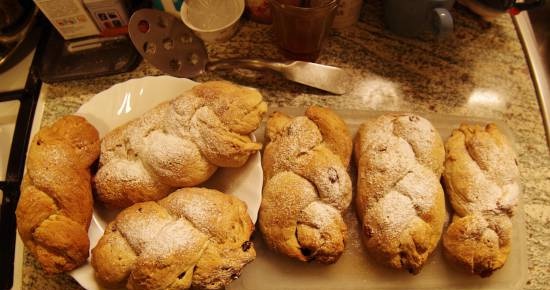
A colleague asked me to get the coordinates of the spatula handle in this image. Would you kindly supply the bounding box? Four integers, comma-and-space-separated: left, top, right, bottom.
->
206, 58, 287, 73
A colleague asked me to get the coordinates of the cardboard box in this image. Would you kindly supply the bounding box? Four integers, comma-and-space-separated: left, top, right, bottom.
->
34, 0, 100, 40
83, 0, 129, 32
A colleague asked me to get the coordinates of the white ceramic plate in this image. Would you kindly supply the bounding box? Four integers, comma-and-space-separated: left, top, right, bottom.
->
71, 76, 263, 290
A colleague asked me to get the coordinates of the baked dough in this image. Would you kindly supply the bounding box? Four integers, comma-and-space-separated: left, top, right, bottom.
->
442, 123, 520, 277
16, 115, 100, 274
91, 187, 255, 290
354, 113, 445, 273
94, 81, 267, 208
259, 106, 353, 264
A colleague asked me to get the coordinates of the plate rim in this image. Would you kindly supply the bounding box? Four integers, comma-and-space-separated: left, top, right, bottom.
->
70, 75, 264, 290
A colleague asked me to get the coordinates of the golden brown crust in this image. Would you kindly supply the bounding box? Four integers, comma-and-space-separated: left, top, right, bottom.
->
305, 106, 353, 167
16, 115, 100, 274
265, 111, 292, 143
94, 81, 267, 208
442, 123, 520, 277
258, 107, 352, 264
354, 113, 445, 274
91, 188, 255, 290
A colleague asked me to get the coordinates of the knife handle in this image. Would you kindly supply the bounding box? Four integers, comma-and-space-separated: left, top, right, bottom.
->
206, 58, 287, 73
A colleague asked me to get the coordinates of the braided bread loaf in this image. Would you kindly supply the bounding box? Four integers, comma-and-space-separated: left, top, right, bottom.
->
16, 115, 100, 274
94, 81, 267, 208
91, 187, 255, 290
354, 113, 445, 273
259, 106, 352, 264
442, 124, 520, 277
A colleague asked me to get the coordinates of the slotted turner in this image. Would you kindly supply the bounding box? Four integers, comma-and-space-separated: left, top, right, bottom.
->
128, 9, 350, 95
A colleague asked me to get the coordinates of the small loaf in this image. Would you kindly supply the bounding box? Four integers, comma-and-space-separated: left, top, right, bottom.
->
91, 187, 255, 290
16, 115, 100, 274
259, 106, 353, 264
354, 113, 445, 273
442, 124, 520, 277
94, 81, 267, 208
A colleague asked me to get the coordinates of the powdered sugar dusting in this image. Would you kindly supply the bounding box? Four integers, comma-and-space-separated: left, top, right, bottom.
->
355, 113, 445, 270
189, 106, 261, 168
263, 113, 350, 213
261, 171, 318, 230
394, 165, 439, 215
447, 124, 521, 216
96, 82, 266, 206
356, 114, 443, 218
369, 191, 415, 241
172, 191, 224, 239
142, 131, 195, 163
298, 200, 341, 230
260, 109, 352, 262
115, 204, 172, 254
313, 164, 352, 212
442, 124, 521, 275
393, 116, 436, 158
265, 117, 323, 175
95, 188, 255, 289
110, 158, 150, 182
141, 218, 208, 258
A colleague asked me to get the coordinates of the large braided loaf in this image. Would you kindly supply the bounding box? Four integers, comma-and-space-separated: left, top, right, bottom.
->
91, 187, 255, 290
259, 106, 353, 264
16, 115, 100, 274
354, 113, 445, 273
95, 81, 267, 208
442, 124, 520, 277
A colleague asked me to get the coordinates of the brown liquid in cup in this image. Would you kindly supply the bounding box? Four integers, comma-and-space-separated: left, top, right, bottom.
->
269, 0, 338, 61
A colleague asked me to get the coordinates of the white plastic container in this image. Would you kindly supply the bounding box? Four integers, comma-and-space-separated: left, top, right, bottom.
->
180, 0, 245, 42
228, 107, 528, 290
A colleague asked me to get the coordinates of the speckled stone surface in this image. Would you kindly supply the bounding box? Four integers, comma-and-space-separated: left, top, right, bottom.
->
21, 0, 550, 289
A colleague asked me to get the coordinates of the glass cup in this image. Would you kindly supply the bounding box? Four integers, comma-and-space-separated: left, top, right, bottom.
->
269, 0, 338, 61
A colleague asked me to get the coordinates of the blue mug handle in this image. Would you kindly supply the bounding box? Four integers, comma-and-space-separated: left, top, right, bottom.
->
432, 7, 453, 37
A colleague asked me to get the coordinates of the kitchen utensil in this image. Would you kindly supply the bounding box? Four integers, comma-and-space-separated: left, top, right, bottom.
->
269, 0, 338, 61
207, 59, 350, 95
383, 0, 455, 37
128, 8, 349, 95
180, 0, 244, 42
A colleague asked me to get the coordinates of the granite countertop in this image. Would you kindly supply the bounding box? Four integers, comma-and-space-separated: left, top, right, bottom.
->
21, 1, 550, 289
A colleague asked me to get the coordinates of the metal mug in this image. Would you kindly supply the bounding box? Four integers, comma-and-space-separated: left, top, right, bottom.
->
383, 0, 455, 37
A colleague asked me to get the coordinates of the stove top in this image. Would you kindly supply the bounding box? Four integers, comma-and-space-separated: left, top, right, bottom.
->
0, 49, 34, 94
0, 88, 41, 290
0, 15, 41, 94
0, 20, 46, 290
0, 100, 20, 182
